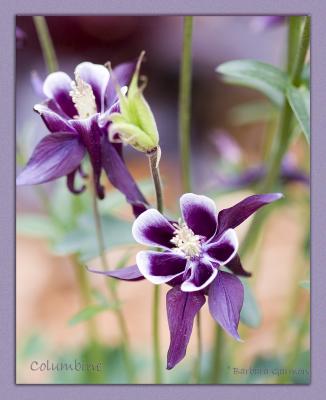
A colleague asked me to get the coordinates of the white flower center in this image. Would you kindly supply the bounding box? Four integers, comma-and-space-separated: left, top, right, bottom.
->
69, 73, 97, 119
171, 219, 201, 258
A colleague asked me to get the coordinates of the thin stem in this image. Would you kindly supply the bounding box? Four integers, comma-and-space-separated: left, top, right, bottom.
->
148, 148, 163, 383
178, 16, 203, 382
261, 19, 310, 192
90, 175, 135, 382
277, 298, 310, 383
239, 16, 310, 258
153, 284, 162, 383
73, 256, 106, 383
90, 179, 109, 270
148, 148, 163, 213
73, 256, 98, 342
33, 16, 59, 73
31, 14, 101, 384
192, 312, 202, 383
210, 324, 225, 383
178, 16, 193, 193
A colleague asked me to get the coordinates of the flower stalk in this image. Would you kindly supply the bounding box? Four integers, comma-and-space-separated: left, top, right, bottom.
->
89, 174, 135, 382
32, 16, 104, 382
240, 16, 310, 258
210, 324, 225, 383
178, 16, 204, 382
33, 16, 59, 73
148, 148, 163, 383
178, 16, 193, 193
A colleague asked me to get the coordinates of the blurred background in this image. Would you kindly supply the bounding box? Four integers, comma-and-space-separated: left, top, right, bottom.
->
16, 16, 310, 384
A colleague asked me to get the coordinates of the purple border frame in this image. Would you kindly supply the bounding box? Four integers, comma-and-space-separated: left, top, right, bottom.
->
1, 0, 325, 399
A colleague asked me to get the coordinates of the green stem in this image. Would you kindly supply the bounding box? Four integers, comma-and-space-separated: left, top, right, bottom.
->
153, 284, 162, 383
148, 148, 163, 213
33, 16, 59, 73
90, 176, 135, 382
74, 256, 99, 342
277, 299, 310, 383
192, 312, 202, 383
210, 325, 225, 383
148, 148, 163, 383
178, 16, 193, 193
32, 16, 103, 382
73, 256, 105, 383
240, 16, 310, 259
178, 16, 203, 382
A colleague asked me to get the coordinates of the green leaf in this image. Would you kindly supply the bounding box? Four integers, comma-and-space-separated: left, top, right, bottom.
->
240, 279, 261, 328
301, 63, 310, 88
52, 214, 134, 262
286, 85, 310, 144
228, 100, 277, 126
68, 304, 114, 326
217, 60, 288, 106
17, 214, 62, 240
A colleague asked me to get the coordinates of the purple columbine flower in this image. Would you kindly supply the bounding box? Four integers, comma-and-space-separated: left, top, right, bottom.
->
88, 192, 283, 369
16, 61, 148, 215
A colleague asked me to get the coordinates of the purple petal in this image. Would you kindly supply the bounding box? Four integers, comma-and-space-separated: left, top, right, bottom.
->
16, 132, 85, 185
208, 271, 244, 341
87, 264, 144, 281
216, 193, 283, 235
75, 62, 110, 112
101, 136, 148, 216
70, 116, 104, 199
180, 193, 217, 239
136, 250, 187, 284
132, 209, 175, 248
166, 286, 205, 370
43, 71, 77, 118
66, 167, 86, 194
34, 101, 75, 133
181, 259, 217, 292
105, 62, 135, 108
225, 254, 252, 277
205, 229, 238, 265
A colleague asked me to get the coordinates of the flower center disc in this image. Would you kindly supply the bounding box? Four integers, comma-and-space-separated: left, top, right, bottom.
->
171, 220, 201, 258
70, 73, 97, 119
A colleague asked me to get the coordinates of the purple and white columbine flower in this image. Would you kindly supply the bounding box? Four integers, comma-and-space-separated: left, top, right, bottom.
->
89, 192, 283, 369
16, 61, 147, 216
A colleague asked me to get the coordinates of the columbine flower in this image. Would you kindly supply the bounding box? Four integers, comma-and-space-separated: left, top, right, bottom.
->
16, 61, 147, 215
107, 51, 159, 154
88, 192, 283, 369
212, 131, 309, 190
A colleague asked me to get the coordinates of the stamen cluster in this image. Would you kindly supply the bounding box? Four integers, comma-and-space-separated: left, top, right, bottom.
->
70, 73, 97, 119
171, 219, 201, 258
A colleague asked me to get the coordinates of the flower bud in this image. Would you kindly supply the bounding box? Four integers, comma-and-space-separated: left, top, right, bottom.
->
108, 51, 159, 153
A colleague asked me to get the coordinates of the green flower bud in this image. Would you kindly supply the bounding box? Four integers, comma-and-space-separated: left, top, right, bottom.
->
108, 51, 159, 153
